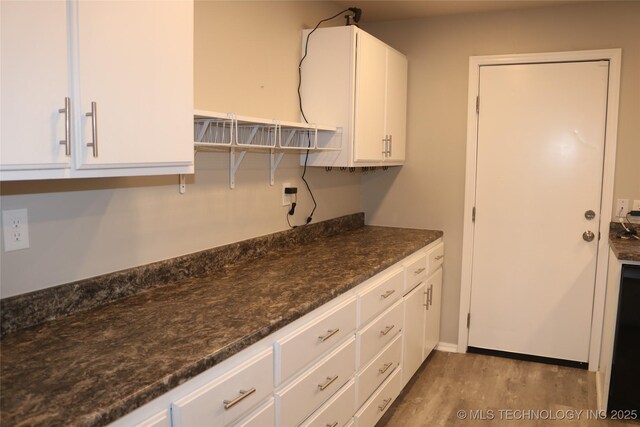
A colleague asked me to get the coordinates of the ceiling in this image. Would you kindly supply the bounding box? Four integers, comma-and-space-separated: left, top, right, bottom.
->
331, 1, 588, 22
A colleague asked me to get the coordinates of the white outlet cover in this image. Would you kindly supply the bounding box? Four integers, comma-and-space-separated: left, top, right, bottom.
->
633, 200, 640, 211
616, 199, 630, 217
2, 208, 30, 251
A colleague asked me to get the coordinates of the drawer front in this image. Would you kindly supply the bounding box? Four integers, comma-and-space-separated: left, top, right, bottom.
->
172, 349, 274, 427
426, 242, 444, 275
404, 252, 428, 292
277, 297, 357, 383
357, 300, 403, 367
135, 410, 170, 427
300, 379, 356, 427
358, 268, 404, 327
230, 398, 274, 427
354, 367, 402, 427
356, 333, 401, 408
277, 337, 356, 427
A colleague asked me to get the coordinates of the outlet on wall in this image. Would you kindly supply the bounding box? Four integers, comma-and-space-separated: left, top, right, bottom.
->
633, 200, 640, 211
616, 199, 630, 217
282, 182, 293, 206
2, 208, 30, 251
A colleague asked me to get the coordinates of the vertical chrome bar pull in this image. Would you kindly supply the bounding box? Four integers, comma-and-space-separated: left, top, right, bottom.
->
58, 97, 71, 156
85, 101, 98, 157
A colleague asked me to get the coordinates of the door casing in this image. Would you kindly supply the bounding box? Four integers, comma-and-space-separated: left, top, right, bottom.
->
458, 49, 622, 372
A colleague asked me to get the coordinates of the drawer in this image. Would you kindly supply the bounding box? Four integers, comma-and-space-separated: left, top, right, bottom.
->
277, 297, 357, 383
404, 252, 428, 293
357, 300, 403, 367
276, 337, 356, 427
426, 241, 444, 274
358, 268, 404, 327
135, 410, 170, 427
356, 333, 401, 408
354, 367, 402, 427
230, 398, 274, 427
300, 379, 356, 427
172, 348, 274, 427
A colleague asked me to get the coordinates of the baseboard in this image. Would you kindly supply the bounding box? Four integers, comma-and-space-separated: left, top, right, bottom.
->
435, 342, 458, 353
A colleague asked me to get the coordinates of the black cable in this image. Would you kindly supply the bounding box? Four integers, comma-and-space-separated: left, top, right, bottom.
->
297, 8, 352, 226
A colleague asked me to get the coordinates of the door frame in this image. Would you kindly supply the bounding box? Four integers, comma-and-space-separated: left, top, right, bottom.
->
458, 49, 622, 371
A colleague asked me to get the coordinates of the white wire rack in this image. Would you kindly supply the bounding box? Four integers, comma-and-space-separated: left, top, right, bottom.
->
193, 110, 342, 188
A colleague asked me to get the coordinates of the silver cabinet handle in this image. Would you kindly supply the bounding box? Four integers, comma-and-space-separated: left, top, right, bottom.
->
58, 97, 71, 156
388, 134, 392, 157
85, 101, 98, 157
326, 423, 338, 427
318, 375, 338, 391
380, 325, 395, 336
434, 255, 444, 261
424, 288, 431, 310
414, 267, 426, 275
378, 397, 392, 412
380, 289, 396, 299
428, 284, 433, 307
318, 328, 339, 342
378, 362, 393, 374
381, 135, 388, 156
223, 387, 256, 410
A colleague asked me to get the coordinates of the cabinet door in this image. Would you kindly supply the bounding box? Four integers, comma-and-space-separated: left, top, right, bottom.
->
402, 281, 426, 386
353, 30, 386, 163
423, 268, 442, 359
0, 0, 71, 179
384, 48, 407, 163
72, 1, 193, 172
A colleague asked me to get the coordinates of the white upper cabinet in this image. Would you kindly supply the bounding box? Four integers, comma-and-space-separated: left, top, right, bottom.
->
300, 26, 408, 168
1, 1, 71, 178
0, 0, 194, 181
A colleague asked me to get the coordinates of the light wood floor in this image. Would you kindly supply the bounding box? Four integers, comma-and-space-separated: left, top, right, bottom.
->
378, 351, 639, 427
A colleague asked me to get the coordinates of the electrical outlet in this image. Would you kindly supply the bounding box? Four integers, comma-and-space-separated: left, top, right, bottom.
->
2, 208, 30, 251
633, 200, 640, 211
616, 199, 630, 217
282, 182, 292, 206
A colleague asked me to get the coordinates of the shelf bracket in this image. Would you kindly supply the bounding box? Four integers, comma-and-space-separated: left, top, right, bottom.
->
270, 149, 285, 186
179, 174, 186, 194
230, 147, 247, 189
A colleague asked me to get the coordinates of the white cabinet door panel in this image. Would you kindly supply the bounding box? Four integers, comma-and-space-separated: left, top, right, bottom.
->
73, 0, 193, 169
384, 48, 407, 163
423, 268, 442, 360
0, 0, 70, 177
402, 281, 426, 386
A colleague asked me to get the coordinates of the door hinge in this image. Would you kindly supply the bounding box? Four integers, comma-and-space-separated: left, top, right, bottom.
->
467, 313, 471, 329
598, 231, 601, 241
476, 96, 480, 114
472, 206, 476, 222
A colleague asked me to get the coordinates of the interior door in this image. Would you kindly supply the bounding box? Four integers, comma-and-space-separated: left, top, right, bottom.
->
468, 61, 609, 363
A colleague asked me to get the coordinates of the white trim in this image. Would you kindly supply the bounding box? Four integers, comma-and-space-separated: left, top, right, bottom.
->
435, 342, 458, 353
457, 49, 622, 373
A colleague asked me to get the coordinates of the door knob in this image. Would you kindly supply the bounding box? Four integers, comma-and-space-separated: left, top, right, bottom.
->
584, 210, 596, 220
583, 231, 595, 242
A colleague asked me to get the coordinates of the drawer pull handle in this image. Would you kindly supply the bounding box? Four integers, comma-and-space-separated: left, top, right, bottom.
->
326, 423, 338, 427
380, 289, 396, 299
380, 325, 395, 336
379, 362, 394, 374
318, 375, 339, 391
378, 397, 392, 412
318, 328, 340, 342
434, 255, 444, 261
58, 97, 71, 156
414, 267, 426, 275
223, 387, 256, 410
85, 101, 99, 157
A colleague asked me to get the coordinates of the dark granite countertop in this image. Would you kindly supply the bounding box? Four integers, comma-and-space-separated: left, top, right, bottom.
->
0, 224, 442, 427
609, 223, 640, 262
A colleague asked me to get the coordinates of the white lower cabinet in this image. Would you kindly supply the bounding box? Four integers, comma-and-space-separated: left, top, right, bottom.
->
110, 239, 443, 427
276, 337, 356, 426
230, 398, 275, 427
171, 349, 274, 427
300, 379, 356, 427
354, 368, 402, 427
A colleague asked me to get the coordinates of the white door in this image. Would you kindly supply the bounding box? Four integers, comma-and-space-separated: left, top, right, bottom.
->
354, 31, 386, 163
73, 0, 193, 169
0, 0, 71, 177
468, 61, 609, 363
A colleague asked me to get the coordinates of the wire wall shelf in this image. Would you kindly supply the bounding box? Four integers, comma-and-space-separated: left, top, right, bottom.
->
193, 110, 342, 188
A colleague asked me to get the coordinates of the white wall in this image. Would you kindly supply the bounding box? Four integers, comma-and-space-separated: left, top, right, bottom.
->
362, 1, 640, 345
0, 1, 361, 298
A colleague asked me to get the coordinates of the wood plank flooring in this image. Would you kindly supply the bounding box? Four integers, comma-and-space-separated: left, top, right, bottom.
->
378, 351, 639, 426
